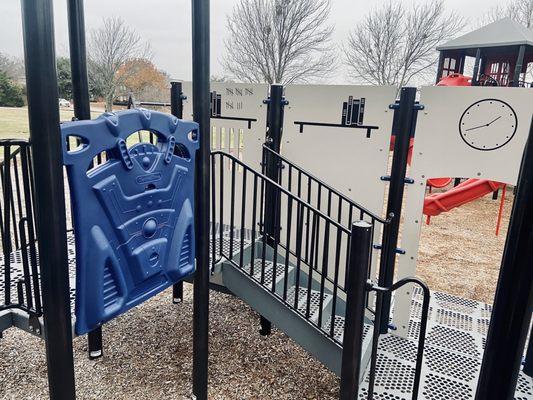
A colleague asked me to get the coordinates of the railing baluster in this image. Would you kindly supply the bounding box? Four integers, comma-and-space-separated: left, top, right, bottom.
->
294, 203, 304, 311
318, 218, 330, 329
305, 177, 312, 263
229, 159, 236, 259
239, 170, 247, 268
3, 144, 12, 305
211, 154, 216, 270
283, 197, 293, 301
271, 186, 280, 294
219, 153, 224, 259
21, 146, 41, 314
306, 210, 316, 319
250, 175, 258, 277
13, 153, 24, 235
19, 218, 33, 308
330, 227, 343, 339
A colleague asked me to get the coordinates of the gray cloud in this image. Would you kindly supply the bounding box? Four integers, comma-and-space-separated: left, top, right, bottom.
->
0, 0, 498, 83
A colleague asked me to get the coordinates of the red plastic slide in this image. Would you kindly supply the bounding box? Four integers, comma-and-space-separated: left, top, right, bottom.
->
424, 179, 504, 216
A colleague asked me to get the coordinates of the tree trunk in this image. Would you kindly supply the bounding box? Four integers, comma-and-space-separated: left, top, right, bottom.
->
105, 94, 113, 112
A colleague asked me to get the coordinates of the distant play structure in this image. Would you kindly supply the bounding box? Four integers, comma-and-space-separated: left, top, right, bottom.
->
409, 19, 533, 234
0, 7, 532, 400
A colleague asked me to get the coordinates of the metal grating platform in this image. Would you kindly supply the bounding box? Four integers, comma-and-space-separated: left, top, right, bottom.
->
360, 288, 533, 399
0, 231, 77, 313
1, 224, 252, 322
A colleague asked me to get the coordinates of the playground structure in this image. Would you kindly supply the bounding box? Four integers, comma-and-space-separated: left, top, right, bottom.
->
0, 5, 532, 400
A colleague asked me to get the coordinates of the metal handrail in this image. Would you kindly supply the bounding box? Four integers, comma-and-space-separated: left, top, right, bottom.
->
211, 150, 350, 233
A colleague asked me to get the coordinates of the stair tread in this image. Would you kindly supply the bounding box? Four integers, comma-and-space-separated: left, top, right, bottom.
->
287, 286, 333, 322
324, 315, 373, 344
242, 259, 293, 287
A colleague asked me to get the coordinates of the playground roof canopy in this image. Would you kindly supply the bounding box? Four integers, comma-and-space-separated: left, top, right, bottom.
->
437, 18, 533, 52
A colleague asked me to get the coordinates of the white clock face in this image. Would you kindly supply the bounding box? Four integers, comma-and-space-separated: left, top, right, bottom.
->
459, 99, 518, 151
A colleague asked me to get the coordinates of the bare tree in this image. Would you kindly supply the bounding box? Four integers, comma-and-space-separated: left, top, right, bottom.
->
223, 0, 335, 84
480, 0, 533, 28
344, 1, 465, 87
0, 53, 24, 81
88, 17, 152, 111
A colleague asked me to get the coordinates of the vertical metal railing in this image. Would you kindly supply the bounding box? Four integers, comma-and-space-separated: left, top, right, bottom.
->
0, 141, 40, 315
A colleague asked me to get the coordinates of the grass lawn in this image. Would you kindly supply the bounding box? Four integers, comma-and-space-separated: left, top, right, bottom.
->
0, 106, 103, 140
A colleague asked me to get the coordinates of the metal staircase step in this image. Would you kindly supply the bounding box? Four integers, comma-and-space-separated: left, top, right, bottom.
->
325, 315, 372, 345
242, 259, 294, 296
287, 286, 333, 324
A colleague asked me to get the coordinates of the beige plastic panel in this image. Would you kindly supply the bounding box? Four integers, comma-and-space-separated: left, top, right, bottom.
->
182, 82, 269, 234
282, 85, 397, 216
393, 86, 533, 337
280, 85, 397, 289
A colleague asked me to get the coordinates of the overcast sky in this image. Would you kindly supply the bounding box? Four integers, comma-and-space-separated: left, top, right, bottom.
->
0, 0, 500, 83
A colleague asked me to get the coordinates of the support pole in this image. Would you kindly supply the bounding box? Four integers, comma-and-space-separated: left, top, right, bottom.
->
170, 80, 185, 304
475, 119, 533, 400
67, 0, 103, 360
171, 81, 184, 119
472, 48, 482, 86
378, 87, 417, 333
260, 84, 286, 336
191, 0, 210, 399
340, 221, 373, 400
435, 51, 445, 84
21, 0, 76, 398
512, 45, 526, 87
67, 0, 90, 121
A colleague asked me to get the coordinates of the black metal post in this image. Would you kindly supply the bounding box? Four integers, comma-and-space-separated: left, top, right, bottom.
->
524, 332, 533, 377
263, 84, 285, 238
435, 51, 445, 84
512, 45, 526, 87
170, 80, 185, 304
340, 221, 373, 400
472, 48, 482, 86
171, 81, 184, 118
459, 55, 466, 74
67, 0, 103, 361
260, 84, 286, 336
191, 0, 210, 399
378, 87, 417, 333
475, 119, 533, 400
21, 0, 76, 398
67, 0, 90, 121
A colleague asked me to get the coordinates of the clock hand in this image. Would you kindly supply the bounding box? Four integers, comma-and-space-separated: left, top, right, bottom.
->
486, 115, 502, 126
465, 115, 503, 132
465, 124, 487, 132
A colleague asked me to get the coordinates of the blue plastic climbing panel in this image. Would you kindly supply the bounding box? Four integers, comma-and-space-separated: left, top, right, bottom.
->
61, 109, 199, 335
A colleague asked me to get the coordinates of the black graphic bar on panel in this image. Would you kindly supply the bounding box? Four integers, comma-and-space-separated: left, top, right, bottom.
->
295, 95, 375, 137
358, 98, 365, 124
209, 90, 257, 129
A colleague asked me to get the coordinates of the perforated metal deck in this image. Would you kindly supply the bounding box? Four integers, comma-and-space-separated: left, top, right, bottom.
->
0, 231, 78, 313
360, 288, 533, 399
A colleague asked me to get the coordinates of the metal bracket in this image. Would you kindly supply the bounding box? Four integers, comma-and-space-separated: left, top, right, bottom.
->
372, 244, 406, 255
263, 97, 289, 106
388, 102, 424, 111
380, 176, 414, 184
28, 312, 42, 336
